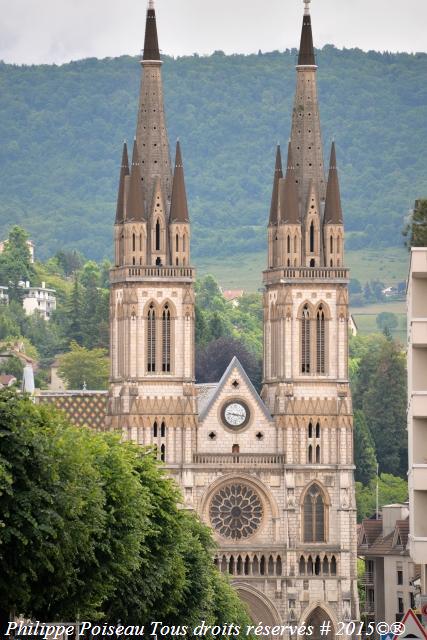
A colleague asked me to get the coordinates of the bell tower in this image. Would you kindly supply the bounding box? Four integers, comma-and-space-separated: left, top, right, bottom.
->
107, 1, 197, 462
262, 0, 359, 631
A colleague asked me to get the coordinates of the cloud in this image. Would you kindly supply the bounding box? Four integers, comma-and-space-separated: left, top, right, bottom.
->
0, 0, 425, 65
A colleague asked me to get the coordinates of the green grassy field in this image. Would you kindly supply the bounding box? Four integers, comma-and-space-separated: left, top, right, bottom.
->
195, 247, 409, 293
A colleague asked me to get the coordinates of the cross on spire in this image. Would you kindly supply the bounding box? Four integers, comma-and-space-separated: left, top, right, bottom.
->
148, 0, 154, 8
304, 0, 311, 15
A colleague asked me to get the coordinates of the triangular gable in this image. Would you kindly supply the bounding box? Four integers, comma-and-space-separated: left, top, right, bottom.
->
198, 356, 272, 423
392, 610, 427, 640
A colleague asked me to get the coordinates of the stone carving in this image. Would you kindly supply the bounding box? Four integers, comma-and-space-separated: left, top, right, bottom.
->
209, 484, 263, 540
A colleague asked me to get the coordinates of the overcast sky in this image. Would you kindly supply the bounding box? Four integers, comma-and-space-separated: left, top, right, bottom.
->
0, 0, 424, 65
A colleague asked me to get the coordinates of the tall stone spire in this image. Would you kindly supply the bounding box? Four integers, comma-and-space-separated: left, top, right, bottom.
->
298, 1, 315, 66
290, 0, 325, 209
269, 145, 283, 226
279, 142, 300, 224
126, 140, 145, 221
143, 0, 160, 61
115, 142, 129, 224
324, 142, 343, 224
136, 0, 173, 212
170, 141, 189, 223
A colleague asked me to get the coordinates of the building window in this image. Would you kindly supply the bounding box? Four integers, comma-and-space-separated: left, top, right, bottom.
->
153, 421, 158, 437
301, 305, 311, 373
398, 597, 404, 614
309, 221, 314, 253
132, 233, 136, 252
176, 234, 179, 252
316, 422, 320, 438
303, 483, 326, 543
162, 304, 171, 372
147, 304, 156, 372
308, 422, 313, 438
316, 305, 325, 373
287, 235, 291, 253
308, 444, 313, 463
155, 220, 161, 251
330, 235, 333, 254
397, 570, 403, 585
315, 445, 320, 463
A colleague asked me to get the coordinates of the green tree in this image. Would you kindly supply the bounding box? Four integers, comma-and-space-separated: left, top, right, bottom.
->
55, 249, 84, 276
376, 311, 398, 332
356, 473, 408, 522
362, 338, 407, 477
64, 276, 83, 345
403, 199, 427, 248
354, 410, 377, 485
0, 226, 36, 302
58, 341, 109, 389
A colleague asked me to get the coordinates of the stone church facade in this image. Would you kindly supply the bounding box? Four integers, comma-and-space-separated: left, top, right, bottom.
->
105, 0, 359, 634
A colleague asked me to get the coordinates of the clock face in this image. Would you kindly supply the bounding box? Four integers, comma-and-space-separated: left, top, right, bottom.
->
221, 400, 250, 429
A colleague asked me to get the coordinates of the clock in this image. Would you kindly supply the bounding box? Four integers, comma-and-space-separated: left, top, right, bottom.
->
221, 400, 250, 429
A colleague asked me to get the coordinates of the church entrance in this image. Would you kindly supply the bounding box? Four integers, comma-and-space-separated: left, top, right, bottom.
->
234, 585, 279, 628
306, 607, 334, 640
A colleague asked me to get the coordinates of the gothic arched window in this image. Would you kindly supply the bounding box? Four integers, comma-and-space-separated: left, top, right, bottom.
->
155, 219, 161, 251
162, 305, 171, 372
132, 233, 136, 252
176, 233, 179, 252
301, 305, 311, 373
309, 221, 315, 253
160, 421, 166, 438
303, 483, 326, 543
316, 305, 325, 374
153, 421, 158, 437
308, 422, 313, 438
330, 235, 333, 254
299, 556, 306, 575
308, 444, 313, 463
287, 235, 291, 253
147, 304, 156, 372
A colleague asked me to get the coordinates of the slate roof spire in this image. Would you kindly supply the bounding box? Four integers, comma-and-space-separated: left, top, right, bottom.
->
126, 139, 146, 221
324, 142, 343, 224
279, 142, 300, 224
143, 0, 160, 61
115, 141, 129, 224
170, 140, 189, 223
298, 0, 316, 66
269, 145, 283, 226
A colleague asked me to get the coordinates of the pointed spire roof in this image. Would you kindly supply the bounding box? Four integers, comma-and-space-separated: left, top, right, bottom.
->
279, 142, 300, 224
126, 140, 146, 221
298, 1, 316, 66
324, 142, 343, 224
115, 142, 129, 224
143, 0, 160, 61
170, 140, 189, 223
269, 145, 283, 226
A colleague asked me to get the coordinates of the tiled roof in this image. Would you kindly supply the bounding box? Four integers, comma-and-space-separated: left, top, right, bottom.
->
358, 515, 410, 557
37, 391, 108, 430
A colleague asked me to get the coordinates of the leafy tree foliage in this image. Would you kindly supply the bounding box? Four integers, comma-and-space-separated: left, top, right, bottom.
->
58, 341, 109, 389
0, 226, 36, 302
376, 311, 398, 332
196, 337, 262, 390
356, 473, 408, 522
1, 49, 426, 261
403, 199, 427, 248
353, 410, 377, 485
0, 389, 252, 628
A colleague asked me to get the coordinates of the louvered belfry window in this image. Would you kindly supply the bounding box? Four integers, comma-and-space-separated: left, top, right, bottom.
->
147, 304, 156, 372
303, 484, 325, 543
316, 305, 325, 373
301, 305, 310, 373
162, 305, 171, 372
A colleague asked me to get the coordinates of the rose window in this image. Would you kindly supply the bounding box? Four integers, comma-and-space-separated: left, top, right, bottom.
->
209, 484, 263, 540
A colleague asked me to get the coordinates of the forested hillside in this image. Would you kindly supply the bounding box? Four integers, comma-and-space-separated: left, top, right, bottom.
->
0, 47, 426, 260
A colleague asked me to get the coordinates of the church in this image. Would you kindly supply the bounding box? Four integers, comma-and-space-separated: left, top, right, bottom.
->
54, 0, 360, 633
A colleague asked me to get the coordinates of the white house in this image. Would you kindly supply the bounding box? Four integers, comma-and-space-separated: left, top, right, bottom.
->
22, 281, 56, 320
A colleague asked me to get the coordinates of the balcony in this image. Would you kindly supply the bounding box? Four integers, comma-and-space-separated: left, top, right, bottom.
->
362, 603, 375, 615
263, 266, 349, 285
360, 572, 374, 585
412, 393, 427, 418
110, 265, 195, 283
412, 464, 427, 490
411, 320, 427, 347
411, 249, 427, 278
192, 453, 286, 467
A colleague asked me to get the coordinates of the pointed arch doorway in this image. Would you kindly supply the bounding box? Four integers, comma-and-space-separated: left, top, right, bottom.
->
306, 607, 334, 640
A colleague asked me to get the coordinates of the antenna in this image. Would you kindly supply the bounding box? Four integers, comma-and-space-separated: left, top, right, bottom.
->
148, 0, 154, 9
304, 0, 311, 15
